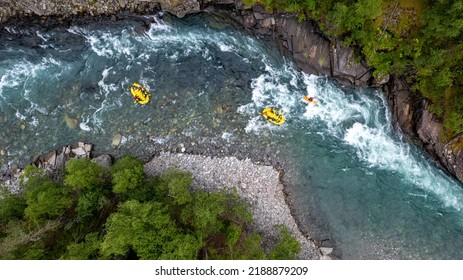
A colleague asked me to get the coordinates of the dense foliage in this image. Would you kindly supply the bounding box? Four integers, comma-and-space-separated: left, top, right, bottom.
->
243, 0, 463, 138
0, 156, 300, 260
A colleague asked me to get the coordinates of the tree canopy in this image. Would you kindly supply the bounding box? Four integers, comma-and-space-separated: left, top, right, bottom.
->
0, 155, 301, 260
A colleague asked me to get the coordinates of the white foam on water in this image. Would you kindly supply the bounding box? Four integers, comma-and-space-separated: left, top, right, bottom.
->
31, 105, 48, 116
0, 56, 71, 150
221, 132, 235, 142
87, 34, 114, 57
146, 14, 173, 32
408, 192, 428, 199
41, 56, 61, 66
79, 122, 92, 132
76, 67, 120, 133
15, 111, 26, 121
29, 116, 39, 127
151, 136, 170, 144
344, 122, 463, 211
141, 17, 266, 66
0, 60, 39, 92
35, 31, 50, 42
98, 67, 118, 95
219, 43, 234, 52
202, 48, 211, 60
181, 126, 199, 137
236, 103, 255, 115
120, 135, 128, 145
299, 74, 463, 211
238, 58, 301, 134
344, 122, 409, 170
68, 26, 137, 59
4, 26, 27, 34
243, 116, 262, 134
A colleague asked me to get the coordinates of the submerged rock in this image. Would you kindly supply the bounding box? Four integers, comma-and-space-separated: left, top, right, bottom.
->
64, 114, 78, 129
112, 134, 122, 146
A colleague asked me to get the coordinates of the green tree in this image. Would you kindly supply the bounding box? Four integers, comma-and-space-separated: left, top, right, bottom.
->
60, 232, 101, 260
110, 155, 144, 195
64, 158, 106, 191
158, 168, 193, 206
21, 166, 72, 222
101, 200, 200, 259
75, 190, 109, 222
0, 219, 61, 259
180, 190, 226, 238
270, 225, 301, 260
1, 156, 302, 260
232, 231, 267, 260
63, 158, 110, 221
0, 190, 26, 225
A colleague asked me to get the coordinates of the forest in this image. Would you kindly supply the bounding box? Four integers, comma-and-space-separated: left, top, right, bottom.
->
243, 0, 463, 139
0, 156, 300, 259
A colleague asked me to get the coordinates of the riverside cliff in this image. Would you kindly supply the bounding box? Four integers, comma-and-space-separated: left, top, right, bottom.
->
1, 0, 461, 182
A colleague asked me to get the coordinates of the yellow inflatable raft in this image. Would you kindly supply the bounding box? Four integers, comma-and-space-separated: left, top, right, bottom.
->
130, 82, 151, 105
261, 107, 285, 125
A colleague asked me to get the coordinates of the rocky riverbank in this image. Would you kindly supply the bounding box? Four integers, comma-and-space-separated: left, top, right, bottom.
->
0, 142, 327, 259
144, 152, 325, 259
2, 0, 462, 260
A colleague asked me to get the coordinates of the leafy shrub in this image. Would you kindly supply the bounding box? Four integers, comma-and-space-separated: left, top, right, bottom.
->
158, 168, 193, 205
110, 155, 144, 195
64, 158, 106, 191
270, 225, 301, 260
21, 166, 72, 222
0, 191, 26, 225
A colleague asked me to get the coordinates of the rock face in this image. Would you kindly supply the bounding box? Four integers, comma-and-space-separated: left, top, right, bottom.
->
227, 5, 372, 85
384, 76, 421, 136
384, 75, 463, 182
160, 0, 200, 18
0, 0, 193, 21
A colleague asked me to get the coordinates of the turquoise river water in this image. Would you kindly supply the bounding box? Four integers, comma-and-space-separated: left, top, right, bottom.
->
1, 13, 463, 259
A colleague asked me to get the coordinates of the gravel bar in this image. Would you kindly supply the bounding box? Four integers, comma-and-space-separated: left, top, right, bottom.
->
144, 152, 321, 260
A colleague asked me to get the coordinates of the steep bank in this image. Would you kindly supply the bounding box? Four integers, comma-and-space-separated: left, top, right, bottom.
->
384, 76, 463, 182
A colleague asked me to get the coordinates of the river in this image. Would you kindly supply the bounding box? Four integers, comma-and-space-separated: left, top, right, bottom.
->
1, 12, 462, 259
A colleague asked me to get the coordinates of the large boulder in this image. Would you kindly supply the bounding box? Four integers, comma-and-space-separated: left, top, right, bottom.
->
158, 0, 200, 18
92, 154, 113, 169
0, 0, 200, 22
273, 16, 371, 85
275, 17, 331, 77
